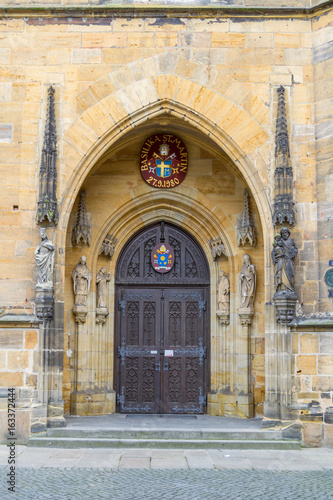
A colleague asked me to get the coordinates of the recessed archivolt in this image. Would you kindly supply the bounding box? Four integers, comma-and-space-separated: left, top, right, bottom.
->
59, 56, 273, 255
60, 103, 270, 236
90, 187, 236, 280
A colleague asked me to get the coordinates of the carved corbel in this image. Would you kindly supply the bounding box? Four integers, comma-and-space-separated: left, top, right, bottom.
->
73, 305, 88, 324
96, 309, 108, 325
217, 311, 230, 326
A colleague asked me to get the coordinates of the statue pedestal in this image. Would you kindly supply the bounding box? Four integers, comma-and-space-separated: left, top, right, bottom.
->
35, 286, 54, 321
216, 310, 229, 326
273, 291, 298, 324
73, 305, 88, 323
238, 306, 254, 324
96, 307, 108, 324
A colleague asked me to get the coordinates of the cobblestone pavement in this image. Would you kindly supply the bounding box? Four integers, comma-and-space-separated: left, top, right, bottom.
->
1, 447, 333, 500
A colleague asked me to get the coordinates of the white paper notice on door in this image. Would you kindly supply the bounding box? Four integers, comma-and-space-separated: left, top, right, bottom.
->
164, 350, 174, 357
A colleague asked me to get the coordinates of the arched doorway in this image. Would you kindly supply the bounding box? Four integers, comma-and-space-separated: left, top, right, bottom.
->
115, 222, 210, 414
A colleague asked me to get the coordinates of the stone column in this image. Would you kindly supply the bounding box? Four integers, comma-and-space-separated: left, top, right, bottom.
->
216, 311, 229, 390
70, 306, 88, 415
237, 307, 254, 418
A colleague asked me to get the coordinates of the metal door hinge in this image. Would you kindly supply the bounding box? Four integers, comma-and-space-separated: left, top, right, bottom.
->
199, 299, 207, 317
118, 299, 126, 316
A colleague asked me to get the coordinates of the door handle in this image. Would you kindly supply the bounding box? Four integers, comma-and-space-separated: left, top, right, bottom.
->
155, 361, 161, 372
163, 361, 169, 372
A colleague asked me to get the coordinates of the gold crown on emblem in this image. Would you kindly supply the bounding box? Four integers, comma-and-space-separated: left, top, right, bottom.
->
160, 143, 169, 156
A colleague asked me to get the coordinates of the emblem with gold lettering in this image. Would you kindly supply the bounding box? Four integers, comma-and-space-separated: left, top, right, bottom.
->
140, 134, 188, 189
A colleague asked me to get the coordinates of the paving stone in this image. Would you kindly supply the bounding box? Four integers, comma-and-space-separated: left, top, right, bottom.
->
119, 457, 150, 469
150, 457, 189, 469
121, 449, 152, 458
1, 468, 333, 500
185, 450, 214, 469
76, 451, 122, 469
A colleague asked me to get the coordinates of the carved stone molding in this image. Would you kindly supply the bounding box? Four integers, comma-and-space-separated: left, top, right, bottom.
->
216, 310, 230, 326
99, 234, 117, 259
37, 86, 59, 225
73, 305, 88, 324
273, 291, 298, 324
210, 237, 227, 260
272, 86, 295, 226
72, 190, 92, 246
236, 189, 256, 247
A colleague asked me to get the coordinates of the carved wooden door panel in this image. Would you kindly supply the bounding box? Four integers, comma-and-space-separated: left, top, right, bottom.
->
116, 289, 161, 413
162, 288, 207, 414
115, 222, 210, 414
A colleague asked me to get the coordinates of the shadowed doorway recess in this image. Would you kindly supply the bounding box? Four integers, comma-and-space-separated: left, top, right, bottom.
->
115, 222, 210, 414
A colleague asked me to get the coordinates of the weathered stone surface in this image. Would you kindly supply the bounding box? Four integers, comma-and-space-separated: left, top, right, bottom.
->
302, 422, 323, 448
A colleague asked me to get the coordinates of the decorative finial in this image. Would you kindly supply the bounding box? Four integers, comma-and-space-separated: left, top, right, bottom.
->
37, 85, 59, 225
272, 86, 295, 226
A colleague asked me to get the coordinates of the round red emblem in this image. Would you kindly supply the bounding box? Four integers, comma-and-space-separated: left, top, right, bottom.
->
151, 243, 175, 274
140, 134, 188, 189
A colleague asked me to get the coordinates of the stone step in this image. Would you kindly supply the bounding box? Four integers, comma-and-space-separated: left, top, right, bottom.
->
44, 428, 286, 441
28, 437, 301, 450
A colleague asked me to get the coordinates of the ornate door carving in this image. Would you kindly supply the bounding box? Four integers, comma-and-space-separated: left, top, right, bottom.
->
115, 223, 209, 414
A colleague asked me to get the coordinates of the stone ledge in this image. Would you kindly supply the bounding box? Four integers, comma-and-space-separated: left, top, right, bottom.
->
0, 309, 40, 327
291, 316, 333, 327
0, 1, 332, 19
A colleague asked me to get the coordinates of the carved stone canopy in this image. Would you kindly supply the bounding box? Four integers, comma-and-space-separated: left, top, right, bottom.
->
99, 234, 117, 259
236, 189, 256, 247
210, 237, 227, 260
72, 190, 92, 246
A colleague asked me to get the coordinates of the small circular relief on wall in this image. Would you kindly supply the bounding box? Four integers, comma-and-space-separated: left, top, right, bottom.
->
140, 133, 188, 189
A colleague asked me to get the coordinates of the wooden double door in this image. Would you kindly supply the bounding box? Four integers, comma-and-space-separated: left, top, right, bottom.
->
115, 223, 210, 414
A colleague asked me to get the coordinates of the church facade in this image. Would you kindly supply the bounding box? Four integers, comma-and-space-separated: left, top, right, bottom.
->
0, 0, 332, 447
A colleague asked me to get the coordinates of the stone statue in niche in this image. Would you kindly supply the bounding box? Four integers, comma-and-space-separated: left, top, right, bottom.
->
217, 270, 230, 313
35, 228, 55, 289
272, 227, 298, 293
239, 254, 256, 309
96, 267, 111, 309
72, 256, 91, 307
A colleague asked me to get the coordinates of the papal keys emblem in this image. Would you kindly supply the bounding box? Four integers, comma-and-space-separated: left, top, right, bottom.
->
151, 243, 175, 274
140, 134, 188, 189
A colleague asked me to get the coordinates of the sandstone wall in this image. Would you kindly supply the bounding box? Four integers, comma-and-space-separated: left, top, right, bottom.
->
0, 3, 332, 443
